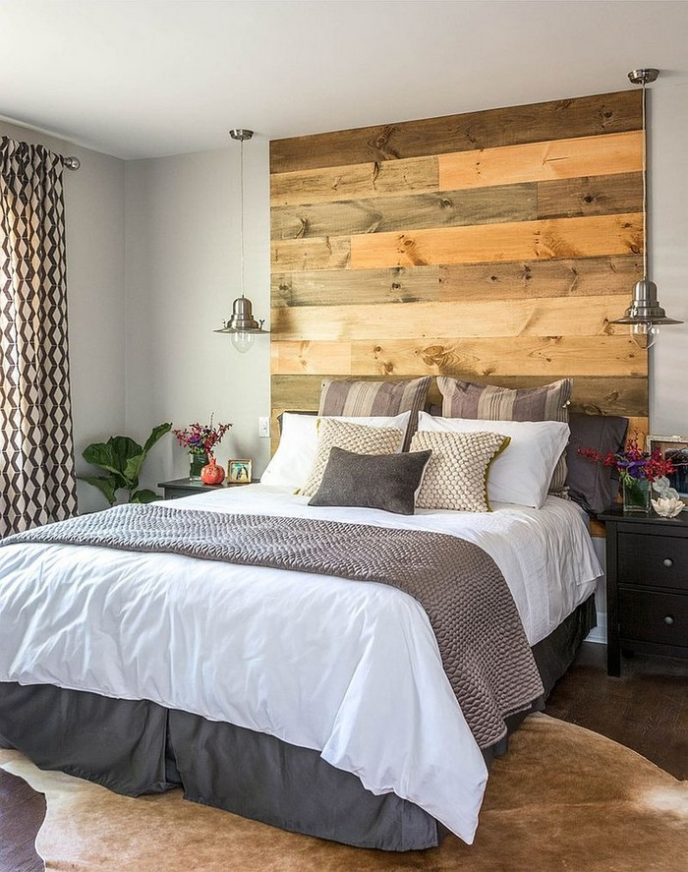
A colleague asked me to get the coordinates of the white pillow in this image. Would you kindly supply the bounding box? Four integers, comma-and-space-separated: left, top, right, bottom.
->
417, 411, 569, 509
261, 411, 412, 489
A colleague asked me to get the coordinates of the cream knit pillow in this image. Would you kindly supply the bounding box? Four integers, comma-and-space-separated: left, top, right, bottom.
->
411, 430, 510, 512
300, 419, 405, 497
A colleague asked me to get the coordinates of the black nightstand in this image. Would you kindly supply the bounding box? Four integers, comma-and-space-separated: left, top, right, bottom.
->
157, 478, 252, 500
598, 506, 688, 676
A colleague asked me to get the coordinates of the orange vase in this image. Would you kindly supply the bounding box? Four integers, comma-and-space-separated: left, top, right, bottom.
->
201, 456, 225, 486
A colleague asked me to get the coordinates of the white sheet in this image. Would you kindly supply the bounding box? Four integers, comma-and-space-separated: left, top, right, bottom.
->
0, 485, 601, 844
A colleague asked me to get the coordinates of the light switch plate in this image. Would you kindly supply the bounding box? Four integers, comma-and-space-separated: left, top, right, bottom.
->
258, 416, 270, 438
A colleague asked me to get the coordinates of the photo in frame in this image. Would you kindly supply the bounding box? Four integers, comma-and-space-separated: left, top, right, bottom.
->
647, 435, 688, 498
228, 458, 253, 485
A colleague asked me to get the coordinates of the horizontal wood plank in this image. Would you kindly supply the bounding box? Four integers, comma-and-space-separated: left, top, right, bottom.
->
439, 255, 642, 301
438, 131, 642, 190
271, 374, 649, 417
270, 156, 438, 207
272, 235, 351, 271
272, 265, 439, 307
272, 255, 642, 307
271, 182, 537, 239
271, 340, 352, 375
537, 172, 642, 220
271, 173, 641, 241
271, 296, 634, 341
270, 91, 641, 173
273, 214, 643, 272
348, 213, 643, 270
271, 336, 647, 378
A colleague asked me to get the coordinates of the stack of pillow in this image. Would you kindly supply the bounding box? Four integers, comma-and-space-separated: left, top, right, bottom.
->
262, 376, 625, 516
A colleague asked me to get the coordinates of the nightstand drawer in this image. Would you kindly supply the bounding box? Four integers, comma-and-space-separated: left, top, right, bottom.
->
164, 488, 194, 500
618, 533, 688, 591
619, 588, 688, 648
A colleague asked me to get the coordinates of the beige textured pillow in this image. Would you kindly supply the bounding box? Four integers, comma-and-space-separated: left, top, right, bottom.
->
411, 430, 511, 512
300, 419, 405, 497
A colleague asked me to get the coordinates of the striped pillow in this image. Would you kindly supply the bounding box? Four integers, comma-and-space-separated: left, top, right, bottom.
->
318, 378, 431, 449
437, 377, 572, 494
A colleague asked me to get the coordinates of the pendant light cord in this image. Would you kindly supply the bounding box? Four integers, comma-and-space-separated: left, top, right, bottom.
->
240, 135, 245, 298
642, 78, 648, 280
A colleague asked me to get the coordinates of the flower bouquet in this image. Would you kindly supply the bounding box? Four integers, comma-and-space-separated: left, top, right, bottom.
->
173, 416, 232, 479
579, 437, 675, 514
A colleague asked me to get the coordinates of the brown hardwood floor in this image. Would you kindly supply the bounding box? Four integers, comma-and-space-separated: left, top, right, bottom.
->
545, 642, 688, 780
0, 643, 686, 870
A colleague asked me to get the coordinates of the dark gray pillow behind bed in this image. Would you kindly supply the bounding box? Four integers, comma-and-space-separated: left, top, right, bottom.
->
309, 447, 432, 515
566, 413, 629, 515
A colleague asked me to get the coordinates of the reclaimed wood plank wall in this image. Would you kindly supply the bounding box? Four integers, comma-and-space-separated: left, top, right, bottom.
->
269, 90, 647, 447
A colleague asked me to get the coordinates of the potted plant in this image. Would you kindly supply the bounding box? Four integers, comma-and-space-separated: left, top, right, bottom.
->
79, 423, 172, 506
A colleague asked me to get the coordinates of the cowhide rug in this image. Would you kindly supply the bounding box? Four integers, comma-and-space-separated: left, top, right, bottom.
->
1, 714, 687, 871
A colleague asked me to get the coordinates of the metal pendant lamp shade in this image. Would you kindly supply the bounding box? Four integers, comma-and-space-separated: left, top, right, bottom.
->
613, 279, 682, 326
610, 69, 682, 347
214, 128, 269, 353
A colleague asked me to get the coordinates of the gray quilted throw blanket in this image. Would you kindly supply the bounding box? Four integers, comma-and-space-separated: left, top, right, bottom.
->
2, 504, 544, 748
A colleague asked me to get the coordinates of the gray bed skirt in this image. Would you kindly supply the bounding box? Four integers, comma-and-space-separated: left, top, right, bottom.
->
0, 595, 595, 851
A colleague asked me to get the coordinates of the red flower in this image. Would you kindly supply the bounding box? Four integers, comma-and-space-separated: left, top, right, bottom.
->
578, 433, 674, 483
173, 416, 232, 455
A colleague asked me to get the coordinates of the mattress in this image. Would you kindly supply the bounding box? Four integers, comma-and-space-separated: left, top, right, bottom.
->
0, 484, 602, 843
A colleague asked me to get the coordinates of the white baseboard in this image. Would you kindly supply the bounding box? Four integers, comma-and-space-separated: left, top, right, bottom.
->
586, 611, 607, 645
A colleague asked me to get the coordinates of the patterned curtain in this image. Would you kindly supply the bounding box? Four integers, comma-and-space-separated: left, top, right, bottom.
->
0, 137, 78, 536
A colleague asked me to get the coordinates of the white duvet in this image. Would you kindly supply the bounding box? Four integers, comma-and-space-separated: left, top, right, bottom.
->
0, 485, 601, 844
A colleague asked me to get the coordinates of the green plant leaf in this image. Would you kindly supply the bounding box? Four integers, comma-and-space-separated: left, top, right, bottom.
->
129, 488, 160, 504
125, 423, 173, 485
83, 437, 141, 486
77, 475, 119, 506
143, 422, 173, 454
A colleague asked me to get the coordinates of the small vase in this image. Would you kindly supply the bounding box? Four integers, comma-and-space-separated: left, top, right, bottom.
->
201, 456, 225, 486
622, 477, 650, 514
188, 451, 208, 480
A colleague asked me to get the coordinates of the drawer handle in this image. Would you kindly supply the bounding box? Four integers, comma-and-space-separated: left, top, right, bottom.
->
663, 558, 674, 568
664, 615, 675, 625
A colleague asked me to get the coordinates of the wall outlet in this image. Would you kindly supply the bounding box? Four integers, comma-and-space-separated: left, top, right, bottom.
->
258, 416, 270, 438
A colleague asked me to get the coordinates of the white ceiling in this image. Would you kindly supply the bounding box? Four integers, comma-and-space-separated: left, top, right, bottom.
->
1, 0, 687, 160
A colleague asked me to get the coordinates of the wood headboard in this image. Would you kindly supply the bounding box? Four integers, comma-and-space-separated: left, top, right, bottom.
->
269, 90, 647, 450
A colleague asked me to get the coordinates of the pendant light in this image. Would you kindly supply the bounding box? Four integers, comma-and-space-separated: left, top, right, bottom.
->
610, 69, 682, 348
214, 129, 269, 353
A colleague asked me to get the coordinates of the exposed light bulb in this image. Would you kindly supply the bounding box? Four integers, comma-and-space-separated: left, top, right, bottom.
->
631, 322, 660, 349
230, 330, 255, 354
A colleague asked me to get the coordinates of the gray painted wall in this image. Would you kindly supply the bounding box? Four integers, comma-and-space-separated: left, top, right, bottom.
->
649, 81, 688, 435
0, 119, 126, 514
124, 139, 271, 491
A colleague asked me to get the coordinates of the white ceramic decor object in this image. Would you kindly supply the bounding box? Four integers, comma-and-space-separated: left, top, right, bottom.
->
651, 496, 685, 518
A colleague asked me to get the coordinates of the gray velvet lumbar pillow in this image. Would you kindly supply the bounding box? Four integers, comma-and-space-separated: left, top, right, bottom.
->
308, 447, 432, 515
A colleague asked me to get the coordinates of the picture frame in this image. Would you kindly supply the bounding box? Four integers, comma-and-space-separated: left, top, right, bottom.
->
647, 435, 688, 498
228, 458, 252, 485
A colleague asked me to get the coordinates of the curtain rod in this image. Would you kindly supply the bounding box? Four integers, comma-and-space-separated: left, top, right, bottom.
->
64, 156, 81, 170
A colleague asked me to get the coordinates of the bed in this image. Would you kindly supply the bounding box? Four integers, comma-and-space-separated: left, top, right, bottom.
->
0, 482, 601, 851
